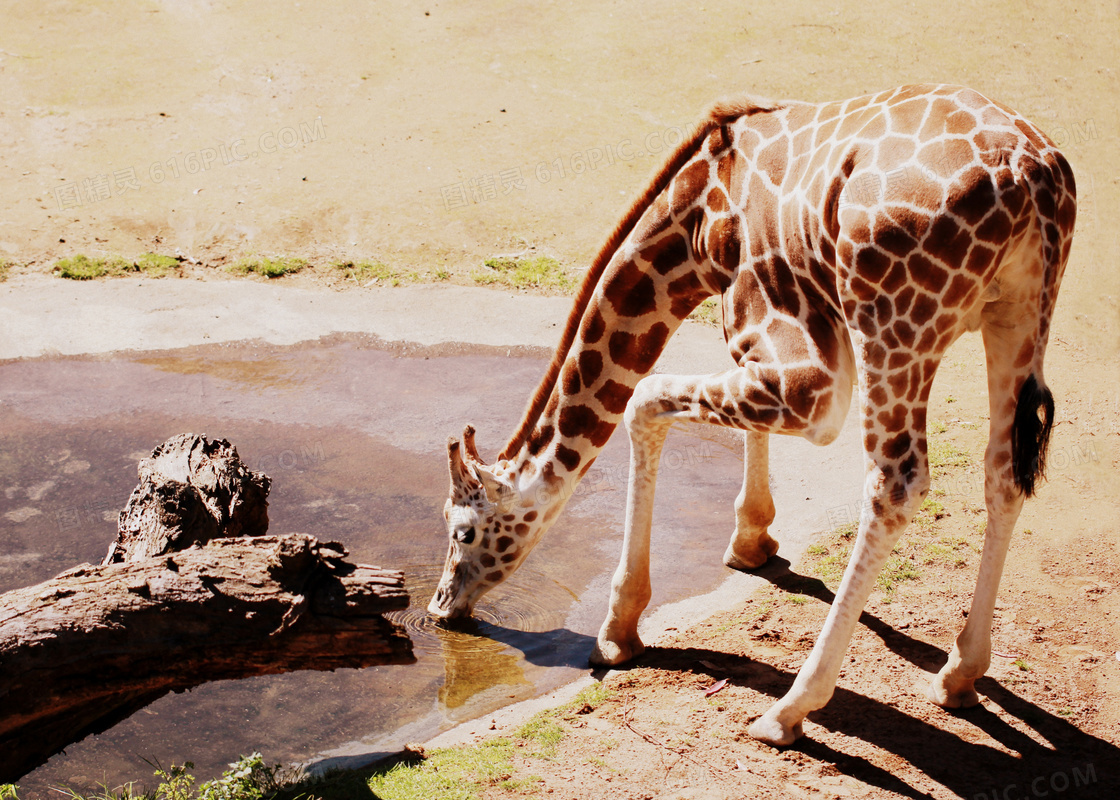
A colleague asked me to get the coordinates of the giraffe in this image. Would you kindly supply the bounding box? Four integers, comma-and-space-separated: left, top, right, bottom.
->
428, 83, 1076, 746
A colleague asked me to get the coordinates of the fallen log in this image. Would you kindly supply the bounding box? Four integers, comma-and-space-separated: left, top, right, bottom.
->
0, 533, 413, 783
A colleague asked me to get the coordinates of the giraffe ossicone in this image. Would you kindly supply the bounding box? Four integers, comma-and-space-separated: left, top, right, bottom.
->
427, 84, 1076, 746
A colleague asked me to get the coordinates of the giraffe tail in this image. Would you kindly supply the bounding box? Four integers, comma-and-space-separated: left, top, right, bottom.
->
1010, 374, 1054, 498
1008, 150, 1075, 499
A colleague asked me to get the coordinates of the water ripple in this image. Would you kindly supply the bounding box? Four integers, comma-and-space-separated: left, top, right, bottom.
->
389, 563, 579, 658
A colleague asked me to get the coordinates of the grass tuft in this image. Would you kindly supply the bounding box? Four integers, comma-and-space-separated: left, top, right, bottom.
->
229, 256, 307, 278
53, 254, 133, 280
928, 438, 970, 474
471, 255, 573, 292
687, 297, 721, 326
365, 740, 517, 800
136, 253, 180, 277
0, 258, 10, 281
3, 753, 287, 800
331, 260, 449, 286
333, 259, 401, 285
876, 554, 921, 601
52, 254, 181, 280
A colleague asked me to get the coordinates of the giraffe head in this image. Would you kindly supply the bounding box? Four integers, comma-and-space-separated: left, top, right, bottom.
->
428, 426, 540, 619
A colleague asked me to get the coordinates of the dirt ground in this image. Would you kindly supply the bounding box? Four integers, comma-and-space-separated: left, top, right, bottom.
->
472, 371, 1120, 799
2, 1, 1118, 798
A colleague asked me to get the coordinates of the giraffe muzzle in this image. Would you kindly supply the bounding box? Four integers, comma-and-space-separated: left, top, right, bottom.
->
427, 571, 477, 620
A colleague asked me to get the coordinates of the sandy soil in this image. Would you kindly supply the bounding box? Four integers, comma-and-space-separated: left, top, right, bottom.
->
2, 0, 1119, 798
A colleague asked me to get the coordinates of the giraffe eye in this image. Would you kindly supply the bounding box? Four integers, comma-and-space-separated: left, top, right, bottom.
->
454, 526, 476, 545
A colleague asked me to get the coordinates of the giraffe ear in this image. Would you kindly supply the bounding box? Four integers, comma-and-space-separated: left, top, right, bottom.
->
474, 463, 516, 512
462, 425, 483, 464
447, 437, 479, 497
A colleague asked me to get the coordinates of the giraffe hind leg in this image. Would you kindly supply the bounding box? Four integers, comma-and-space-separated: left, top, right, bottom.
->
749, 339, 937, 746
725, 431, 779, 570
928, 302, 1050, 708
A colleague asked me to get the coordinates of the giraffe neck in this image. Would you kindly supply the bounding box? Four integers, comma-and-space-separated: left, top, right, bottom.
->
510, 282, 681, 516
495, 101, 790, 519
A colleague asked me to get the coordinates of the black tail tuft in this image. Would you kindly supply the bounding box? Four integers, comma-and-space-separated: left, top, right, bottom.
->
1011, 374, 1055, 497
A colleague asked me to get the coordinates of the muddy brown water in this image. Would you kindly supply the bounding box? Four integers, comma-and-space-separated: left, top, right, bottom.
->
0, 334, 746, 794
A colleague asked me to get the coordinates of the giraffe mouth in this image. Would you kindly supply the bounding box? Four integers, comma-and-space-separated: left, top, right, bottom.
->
426, 590, 473, 620
427, 570, 477, 619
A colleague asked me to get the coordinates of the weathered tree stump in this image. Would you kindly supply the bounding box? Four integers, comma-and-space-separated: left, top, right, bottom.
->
0, 434, 415, 783
104, 433, 271, 564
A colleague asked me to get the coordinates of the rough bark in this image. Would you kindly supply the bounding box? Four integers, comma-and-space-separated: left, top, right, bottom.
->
104, 433, 271, 564
0, 534, 413, 783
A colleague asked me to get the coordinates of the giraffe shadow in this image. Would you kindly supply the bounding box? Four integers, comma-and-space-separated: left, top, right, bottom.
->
438, 615, 598, 669
629, 643, 1119, 799
625, 556, 1119, 797
750, 556, 950, 672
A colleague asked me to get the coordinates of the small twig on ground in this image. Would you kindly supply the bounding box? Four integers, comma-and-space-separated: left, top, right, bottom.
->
621, 707, 728, 776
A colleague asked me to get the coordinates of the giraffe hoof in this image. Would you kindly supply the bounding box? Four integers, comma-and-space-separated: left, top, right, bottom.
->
748, 710, 803, 747
723, 533, 779, 571
589, 636, 645, 667
926, 677, 980, 709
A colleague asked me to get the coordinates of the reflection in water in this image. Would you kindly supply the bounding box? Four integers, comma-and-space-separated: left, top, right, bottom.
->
434, 621, 531, 713
385, 563, 583, 718
133, 349, 329, 393
0, 335, 745, 794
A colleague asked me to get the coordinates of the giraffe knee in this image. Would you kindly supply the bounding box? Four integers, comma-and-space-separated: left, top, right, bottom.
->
867, 467, 930, 521
624, 376, 673, 432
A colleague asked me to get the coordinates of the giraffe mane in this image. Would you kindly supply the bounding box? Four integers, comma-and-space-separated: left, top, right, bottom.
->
496, 95, 783, 462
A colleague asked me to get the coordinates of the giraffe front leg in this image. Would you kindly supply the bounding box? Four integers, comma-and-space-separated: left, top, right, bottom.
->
725, 431, 779, 570
590, 377, 673, 667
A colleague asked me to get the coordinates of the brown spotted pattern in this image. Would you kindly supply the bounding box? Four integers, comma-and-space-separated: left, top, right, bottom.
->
428, 85, 1076, 748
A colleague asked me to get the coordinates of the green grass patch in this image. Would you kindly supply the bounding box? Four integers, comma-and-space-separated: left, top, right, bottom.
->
928, 438, 971, 474
310, 682, 610, 800
805, 522, 858, 587
471, 255, 573, 292
333, 259, 402, 285
839, 522, 858, 540
913, 496, 947, 529
921, 534, 975, 568
53, 254, 134, 280
3, 753, 288, 800
0, 258, 10, 281
331, 260, 450, 286
808, 542, 853, 589
515, 714, 566, 758
807, 521, 920, 600
229, 256, 307, 278
53, 253, 180, 280
687, 297, 721, 326
365, 739, 519, 800
136, 252, 180, 277
876, 554, 921, 601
